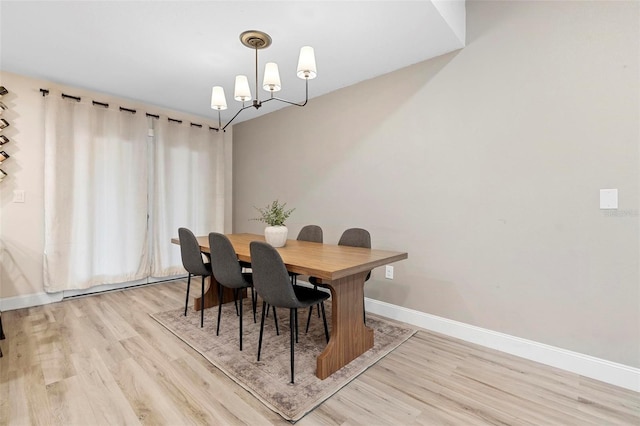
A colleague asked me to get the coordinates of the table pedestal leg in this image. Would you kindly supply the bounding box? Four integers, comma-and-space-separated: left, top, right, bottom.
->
316, 271, 373, 379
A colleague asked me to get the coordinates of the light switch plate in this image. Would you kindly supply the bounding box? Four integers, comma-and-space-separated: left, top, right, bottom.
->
13, 189, 25, 203
600, 189, 618, 209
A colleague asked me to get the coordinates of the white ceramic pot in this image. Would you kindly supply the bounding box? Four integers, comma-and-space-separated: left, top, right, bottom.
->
264, 226, 288, 247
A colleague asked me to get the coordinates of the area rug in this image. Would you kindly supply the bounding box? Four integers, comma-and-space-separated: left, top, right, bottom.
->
151, 299, 416, 422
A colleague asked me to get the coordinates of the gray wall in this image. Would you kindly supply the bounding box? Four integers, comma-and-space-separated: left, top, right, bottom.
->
232, 1, 639, 367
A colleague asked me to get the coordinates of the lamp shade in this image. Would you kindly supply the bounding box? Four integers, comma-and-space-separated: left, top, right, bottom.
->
297, 46, 317, 79
263, 62, 282, 92
210, 86, 228, 110
234, 75, 252, 102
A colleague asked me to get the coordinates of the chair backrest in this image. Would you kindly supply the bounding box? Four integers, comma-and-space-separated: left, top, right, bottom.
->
208, 232, 246, 288
250, 241, 302, 309
297, 225, 323, 243
338, 228, 372, 281
338, 228, 371, 249
178, 227, 209, 276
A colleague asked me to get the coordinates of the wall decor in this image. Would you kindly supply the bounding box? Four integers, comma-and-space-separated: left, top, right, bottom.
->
0, 86, 9, 183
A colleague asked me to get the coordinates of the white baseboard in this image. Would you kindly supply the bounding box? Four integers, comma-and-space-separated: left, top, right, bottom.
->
61, 275, 183, 299
0, 291, 64, 311
0, 276, 184, 311
365, 297, 640, 392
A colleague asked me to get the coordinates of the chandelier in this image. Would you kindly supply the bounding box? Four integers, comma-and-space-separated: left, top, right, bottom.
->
210, 30, 317, 131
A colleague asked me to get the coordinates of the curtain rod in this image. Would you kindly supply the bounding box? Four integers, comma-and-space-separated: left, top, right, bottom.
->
63, 93, 81, 102
39, 88, 215, 129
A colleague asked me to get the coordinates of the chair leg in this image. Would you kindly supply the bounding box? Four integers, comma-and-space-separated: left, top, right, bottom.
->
237, 289, 243, 351
305, 306, 313, 334
294, 308, 299, 343
184, 274, 191, 316
234, 291, 239, 316
313, 284, 320, 317
250, 287, 257, 323
216, 283, 224, 336
320, 302, 330, 343
200, 276, 205, 328
272, 305, 279, 335
257, 301, 267, 361
304, 305, 320, 331
290, 308, 295, 384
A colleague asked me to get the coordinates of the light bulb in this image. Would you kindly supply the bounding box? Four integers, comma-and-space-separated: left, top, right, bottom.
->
297, 46, 317, 79
210, 86, 228, 110
234, 75, 252, 102
263, 62, 282, 92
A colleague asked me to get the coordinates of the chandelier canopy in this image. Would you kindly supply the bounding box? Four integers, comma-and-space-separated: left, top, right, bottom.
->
210, 30, 317, 131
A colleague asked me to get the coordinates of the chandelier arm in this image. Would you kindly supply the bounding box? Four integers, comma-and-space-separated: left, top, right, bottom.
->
221, 103, 255, 132
262, 79, 310, 107
264, 97, 308, 107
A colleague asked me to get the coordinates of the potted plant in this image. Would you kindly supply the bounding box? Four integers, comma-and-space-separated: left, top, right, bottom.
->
252, 200, 295, 247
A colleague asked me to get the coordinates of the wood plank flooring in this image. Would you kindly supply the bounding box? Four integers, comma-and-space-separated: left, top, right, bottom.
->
0, 280, 638, 425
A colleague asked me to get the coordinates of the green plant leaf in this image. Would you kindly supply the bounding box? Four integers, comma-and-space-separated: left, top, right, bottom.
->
251, 200, 295, 226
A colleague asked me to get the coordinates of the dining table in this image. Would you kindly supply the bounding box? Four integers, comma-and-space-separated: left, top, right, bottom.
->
172, 232, 408, 380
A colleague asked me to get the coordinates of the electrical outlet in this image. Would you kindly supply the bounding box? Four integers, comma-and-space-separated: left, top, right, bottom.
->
385, 265, 394, 279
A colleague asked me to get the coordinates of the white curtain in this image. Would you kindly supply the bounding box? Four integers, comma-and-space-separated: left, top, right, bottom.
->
43, 92, 150, 292
43, 93, 225, 292
150, 118, 225, 277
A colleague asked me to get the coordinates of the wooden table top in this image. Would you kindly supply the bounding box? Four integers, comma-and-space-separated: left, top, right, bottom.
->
172, 233, 408, 281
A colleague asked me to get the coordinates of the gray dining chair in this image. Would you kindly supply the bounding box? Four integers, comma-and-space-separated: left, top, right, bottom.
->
307, 227, 372, 332
178, 227, 212, 328
290, 225, 323, 285
250, 241, 329, 384
268, 224, 322, 331
208, 232, 256, 351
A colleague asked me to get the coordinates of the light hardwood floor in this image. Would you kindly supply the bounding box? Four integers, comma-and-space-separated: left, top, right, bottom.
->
0, 280, 638, 425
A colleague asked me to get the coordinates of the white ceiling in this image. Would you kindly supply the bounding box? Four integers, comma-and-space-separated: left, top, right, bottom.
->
1, 1, 465, 125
